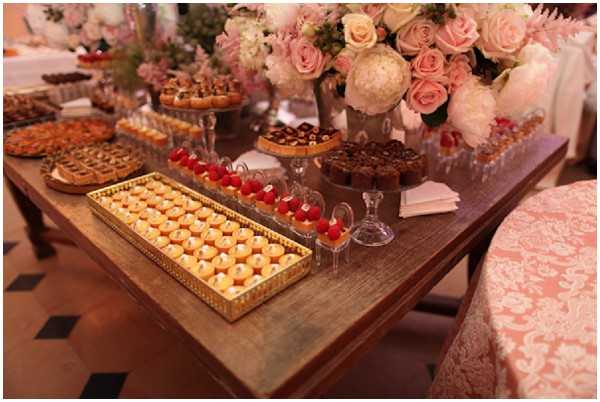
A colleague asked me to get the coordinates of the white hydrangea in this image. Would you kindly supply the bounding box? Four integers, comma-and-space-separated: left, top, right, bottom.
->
238, 19, 268, 72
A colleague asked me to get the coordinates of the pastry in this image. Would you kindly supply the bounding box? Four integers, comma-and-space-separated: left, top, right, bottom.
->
202, 228, 223, 246
206, 213, 227, 228
169, 228, 191, 245
158, 220, 180, 236
152, 235, 170, 249
316, 217, 350, 248
195, 244, 219, 261
256, 124, 342, 157
189, 220, 210, 237
190, 260, 215, 281
227, 263, 253, 286
261, 263, 282, 277
195, 206, 214, 220
207, 273, 234, 292
162, 244, 184, 260
262, 243, 285, 261
243, 274, 263, 287
246, 254, 271, 274
228, 243, 252, 263
233, 228, 254, 244
214, 236, 237, 253
223, 285, 245, 300
176, 254, 198, 270
148, 214, 168, 228
132, 219, 150, 234
178, 213, 197, 229
219, 220, 240, 236
181, 236, 203, 254
246, 236, 269, 253
142, 227, 161, 242
279, 253, 301, 267
211, 253, 236, 274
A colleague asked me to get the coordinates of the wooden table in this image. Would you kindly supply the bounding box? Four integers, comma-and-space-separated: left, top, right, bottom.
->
3, 133, 567, 397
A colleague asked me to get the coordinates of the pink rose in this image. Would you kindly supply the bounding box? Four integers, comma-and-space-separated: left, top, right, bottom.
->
435, 14, 479, 55
411, 48, 446, 82
408, 79, 448, 114
333, 49, 355, 76
361, 4, 386, 24
396, 18, 437, 55
445, 54, 472, 93
478, 10, 526, 60
289, 37, 327, 80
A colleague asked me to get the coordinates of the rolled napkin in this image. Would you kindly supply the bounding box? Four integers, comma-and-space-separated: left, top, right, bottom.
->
399, 181, 459, 218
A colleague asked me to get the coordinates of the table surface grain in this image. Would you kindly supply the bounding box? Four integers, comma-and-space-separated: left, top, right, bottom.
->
3, 132, 567, 397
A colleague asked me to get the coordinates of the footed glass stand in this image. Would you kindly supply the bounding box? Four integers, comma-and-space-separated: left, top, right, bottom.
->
352, 191, 394, 247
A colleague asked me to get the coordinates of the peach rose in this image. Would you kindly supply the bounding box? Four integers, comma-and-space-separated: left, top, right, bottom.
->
383, 4, 421, 33
333, 48, 356, 76
435, 14, 479, 55
407, 79, 448, 114
342, 13, 378, 52
446, 54, 472, 93
361, 4, 386, 25
478, 10, 526, 60
289, 37, 327, 80
411, 48, 446, 82
396, 17, 438, 55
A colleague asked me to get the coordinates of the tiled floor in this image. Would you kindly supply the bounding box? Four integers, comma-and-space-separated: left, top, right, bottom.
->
3, 162, 594, 398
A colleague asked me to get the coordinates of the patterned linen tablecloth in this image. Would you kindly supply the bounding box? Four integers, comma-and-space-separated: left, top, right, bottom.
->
430, 180, 597, 398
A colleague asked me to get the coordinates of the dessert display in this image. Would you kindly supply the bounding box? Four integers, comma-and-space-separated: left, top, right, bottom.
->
77, 52, 113, 69
320, 140, 428, 190
90, 86, 115, 114
40, 143, 144, 193
4, 94, 58, 128
256, 123, 342, 157
116, 118, 169, 149
4, 118, 114, 157
41, 72, 92, 85
159, 74, 244, 111
87, 172, 312, 321
142, 111, 204, 142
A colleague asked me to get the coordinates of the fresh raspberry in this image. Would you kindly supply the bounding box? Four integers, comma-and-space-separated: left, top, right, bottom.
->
277, 201, 289, 214
250, 180, 262, 193
294, 209, 307, 222
207, 163, 217, 172
288, 198, 302, 212
440, 132, 454, 148
194, 163, 206, 175
264, 191, 276, 205
179, 155, 189, 167
255, 190, 265, 201
335, 218, 344, 230
208, 170, 220, 182
327, 225, 341, 241
187, 158, 198, 170
307, 206, 321, 221
230, 175, 242, 188
221, 175, 231, 187
169, 148, 184, 161
316, 218, 329, 234
240, 182, 252, 196
217, 165, 228, 178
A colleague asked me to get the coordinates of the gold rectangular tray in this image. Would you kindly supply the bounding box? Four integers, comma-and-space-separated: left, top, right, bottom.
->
87, 172, 312, 322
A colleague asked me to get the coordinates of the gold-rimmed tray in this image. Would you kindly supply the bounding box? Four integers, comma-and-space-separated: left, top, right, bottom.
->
86, 172, 312, 322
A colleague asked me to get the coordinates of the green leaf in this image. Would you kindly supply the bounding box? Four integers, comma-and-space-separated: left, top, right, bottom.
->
421, 101, 448, 128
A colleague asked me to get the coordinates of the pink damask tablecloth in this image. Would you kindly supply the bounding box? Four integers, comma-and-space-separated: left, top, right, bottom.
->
430, 180, 597, 398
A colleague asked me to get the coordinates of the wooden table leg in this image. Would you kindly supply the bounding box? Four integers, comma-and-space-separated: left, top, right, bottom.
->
5, 176, 57, 260
467, 229, 495, 282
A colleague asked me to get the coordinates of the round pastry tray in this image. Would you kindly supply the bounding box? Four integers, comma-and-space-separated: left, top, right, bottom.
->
160, 98, 248, 115
254, 140, 334, 160
318, 170, 425, 194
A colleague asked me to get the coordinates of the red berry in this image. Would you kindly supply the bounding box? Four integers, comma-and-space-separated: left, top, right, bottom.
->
230, 175, 242, 188
169, 148, 185, 161
255, 190, 265, 201
335, 218, 344, 230
207, 163, 217, 172
250, 180, 262, 193
294, 209, 307, 222
194, 163, 206, 175
187, 158, 198, 170
277, 201, 289, 214
327, 226, 341, 241
307, 206, 321, 221
316, 218, 329, 234
208, 170, 220, 182
179, 155, 189, 166
451, 131, 462, 143
240, 182, 252, 196
264, 191, 276, 205
217, 165, 228, 178
440, 132, 454, 148
288, 198, 302, 212
221, 175, 231, 186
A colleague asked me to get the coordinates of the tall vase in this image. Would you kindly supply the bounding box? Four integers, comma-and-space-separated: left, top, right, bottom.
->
314, 78, 345, 130
345, 105, 403, 144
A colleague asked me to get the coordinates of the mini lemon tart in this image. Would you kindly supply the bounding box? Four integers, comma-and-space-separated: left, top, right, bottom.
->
215, 236, 237, 253
147, 195, 163, 208
223, 285, 245, 300
246, 236, 269, 253
206, 213, 227, 228
195, 206, 214, 220
169, 228, 191, 245
158, 220, 180, 236
183, 199, 202, 213
194, 244, 219, 261
233, 228, 254, 243
130, 185, 146, 195
140, 207, 160, 220
261, 263, 283, 277
119, 211, 139, 225
108, 201, 121, 212
138, 189, 153, 200
246, 253, 271, 274
228, 243, 252, 263
176, 253, 198, 270
178, 213, 197, 228
128, 201, 148, 213
122, 195, 139, 207
202, 228, 223, 246
153, 184, 171, 195
145, 179, 161, 190
148, 214, 168, 228
112, 190, 129, 201
163, 190, 182, 200
182, 236, 203, 254
173, 195, 191, 207
219, 220, 240, 236
189, 220, 210, 237
152, 235, 170, 249
156, 199, 175, 212
132, 219, 150, 234
99, 196, 112, 206
279, 253, 301, 267
244, 274, 264, 287
162, 243, 184, 260
227, 263, 253, 285
116, 207, 129, 217
165, 206, 185, 220
143, 227, 161, 241
262, 243, 285, 260
211, 253, 236, 274
207, 273, 234, 292
190, 260, 215, 281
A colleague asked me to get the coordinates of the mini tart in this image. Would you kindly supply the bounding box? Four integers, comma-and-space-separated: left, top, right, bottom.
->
156, 200, 175, 213
158, 220, 180, 236
208, 273, 234, 292
142, 227, 161, 241
223, 285, 245, 300
317, 228, 351, 249
195, 206, 214, 220
246, 236, 269, 254
227, 263, 253, 285
194, 244, 219, 261
182, 236, 203, 254
206, 213, 227, 228
130, 185, 146, 195
145, 180, 161, 191
211, 253, 236, 274
183, 199, 202, 213
140, 207, 160, 220
202, 228, 223, 246
279, 253, 301, 267
128, 201, 147, 213
173, 195, 191, 207
119, 211, 139, 225
256, 128, 342, 157
261, 263, 283, 277
163, 190, 182, 200
138, 189, 153, 201
219, 220, 240, 236
162, 244, 184, 260
178, 213, 197, 229
228, 243, 252, 263
152, 235, 170, 249
190, 260, 215, 281
108, 202, 121, 212
165, 206, 185, 220
244, 274, 264, 287
112, 190, 129, 201
246, 254, 271, 274
169, 228, 191, 245
122, 196, 140, 207
262, 243, 285, 260
99, 196, 112, 207
214, 236, 237, 253
237, 190, 255, 205
147, 195, 164, 208
175, 253, 198, 270
132, 219, 150, 234
153, 184, 171, 196
148, 214, 168, 228
189, 220, 210, 237
233, 228, 254, 243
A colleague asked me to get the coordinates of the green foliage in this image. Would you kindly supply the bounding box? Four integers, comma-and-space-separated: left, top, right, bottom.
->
177, 4, 227, 55
420, 4, 455, 25
43, 6, 63, 23
111, 43, 145, 92
422, 100, 448, 128
472, 47, 500, 84
314, 22, 345, 57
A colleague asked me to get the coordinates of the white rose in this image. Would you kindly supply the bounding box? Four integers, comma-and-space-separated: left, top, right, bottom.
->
44, 22, 69, 48
239, 20, 268, 71
342, 13, 378, 52
264, 4, 299, 31
448, 77, 496, 148
382, 4, 421, 32
92, 4, 124, 26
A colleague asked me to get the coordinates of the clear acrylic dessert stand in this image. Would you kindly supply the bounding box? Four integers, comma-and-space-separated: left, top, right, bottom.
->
315, 202, 354, 272
160, 105, 216, 153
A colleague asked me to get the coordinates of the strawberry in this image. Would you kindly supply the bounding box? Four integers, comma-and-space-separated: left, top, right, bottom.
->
294, 209, 307, 222
307, 206, 321, 221
240, 182, 252, 196
327, 225, 341, 241
230, 175, 242, 188
221, 175, 231, 187
316, 218, 329, 234
194, 163, 206, 175
288, 197, 302, 212
277, 201, 289, 214
208, 170, 220, 182
250, 180, 262, 193
255, 190, 265, 201
264, 191, 276, 205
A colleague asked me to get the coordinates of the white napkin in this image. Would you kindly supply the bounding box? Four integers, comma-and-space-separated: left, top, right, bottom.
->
234, 150, 285, 178
400, 181, 459, 218
61, 97, 91, 108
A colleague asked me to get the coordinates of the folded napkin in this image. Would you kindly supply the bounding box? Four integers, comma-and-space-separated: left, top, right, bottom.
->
400, 181, 459, 218
234, 150, 285, 178
61, 97, 91, 109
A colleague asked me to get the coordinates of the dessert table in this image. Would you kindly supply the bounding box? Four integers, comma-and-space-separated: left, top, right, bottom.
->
3, 131, 567, 397
429, 179, 596, 398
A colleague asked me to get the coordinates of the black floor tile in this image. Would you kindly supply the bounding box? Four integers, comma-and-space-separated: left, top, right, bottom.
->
5, 273, 45, 292
3, 241, 18, 255
35, 315, 80, 339
80, 373, 128, 398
